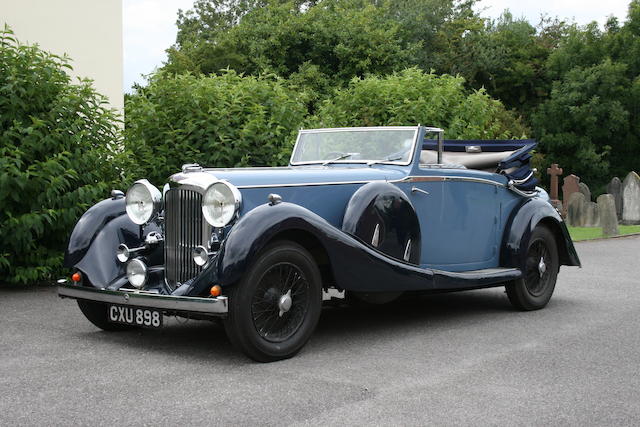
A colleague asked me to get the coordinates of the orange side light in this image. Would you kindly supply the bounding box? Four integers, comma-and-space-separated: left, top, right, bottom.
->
210, 285, 222, 297
71, 272, 82, 282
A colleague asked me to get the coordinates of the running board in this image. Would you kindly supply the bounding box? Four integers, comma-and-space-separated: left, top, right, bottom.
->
432, 267, 522, 290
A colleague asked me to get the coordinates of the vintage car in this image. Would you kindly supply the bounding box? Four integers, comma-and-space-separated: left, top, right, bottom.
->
58, 126, 581, 361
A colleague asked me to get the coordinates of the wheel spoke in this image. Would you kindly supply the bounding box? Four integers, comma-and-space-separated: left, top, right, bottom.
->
251, 262, 310, 343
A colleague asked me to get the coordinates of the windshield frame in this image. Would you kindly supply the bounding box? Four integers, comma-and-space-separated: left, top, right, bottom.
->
289, 126, 420, 167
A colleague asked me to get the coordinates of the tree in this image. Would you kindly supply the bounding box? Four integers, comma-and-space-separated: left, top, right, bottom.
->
533, 60, 630, 188
165, 0, 416, 90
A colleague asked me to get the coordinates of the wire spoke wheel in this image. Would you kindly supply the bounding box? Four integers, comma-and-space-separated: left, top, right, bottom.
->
251, 262, 310, 342
505, 225, 559, 311
224, 241, 322, 362
524, 240, 551, 296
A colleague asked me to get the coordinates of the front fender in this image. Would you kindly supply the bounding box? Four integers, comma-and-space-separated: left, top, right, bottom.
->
64, 197, 162, 288
501, 197, 581, 270
205, 202, 436, 293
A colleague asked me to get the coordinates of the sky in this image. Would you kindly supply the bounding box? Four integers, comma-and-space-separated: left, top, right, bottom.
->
123, 0, 632, 92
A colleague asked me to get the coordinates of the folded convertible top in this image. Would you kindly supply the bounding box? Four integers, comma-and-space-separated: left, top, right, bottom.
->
422, 139, 537, 153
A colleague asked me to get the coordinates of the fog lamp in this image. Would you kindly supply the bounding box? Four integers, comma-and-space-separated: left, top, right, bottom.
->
126, 258, 147, 289
192, 245, 210, 267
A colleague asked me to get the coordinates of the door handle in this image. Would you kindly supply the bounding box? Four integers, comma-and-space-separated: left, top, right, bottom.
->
411, 187, 429, 196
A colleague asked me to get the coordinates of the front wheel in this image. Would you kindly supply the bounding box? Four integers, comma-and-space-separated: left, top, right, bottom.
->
506, 225, 559, 311
223, 241, 322, 362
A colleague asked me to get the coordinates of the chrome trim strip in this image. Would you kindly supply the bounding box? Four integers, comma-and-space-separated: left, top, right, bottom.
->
58, 284, 228, 314
402, 175, 506, 187
235, 179, 387, 189
233, 175, 507, 189
298, 126, 420, 134
507, 181, 539, 198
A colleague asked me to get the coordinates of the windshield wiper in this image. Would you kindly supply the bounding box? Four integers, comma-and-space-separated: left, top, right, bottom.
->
322, 153, 355, 166
367, 154, 403, 166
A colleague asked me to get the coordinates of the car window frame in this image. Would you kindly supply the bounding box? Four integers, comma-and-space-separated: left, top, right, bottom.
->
289, 126, 420, 167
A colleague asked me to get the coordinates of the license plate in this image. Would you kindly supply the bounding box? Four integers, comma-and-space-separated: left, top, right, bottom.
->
108, 305, 162, 328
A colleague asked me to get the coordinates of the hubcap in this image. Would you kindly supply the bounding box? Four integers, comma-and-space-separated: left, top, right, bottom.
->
278, 290, 292, 317
538, 257, 546, 277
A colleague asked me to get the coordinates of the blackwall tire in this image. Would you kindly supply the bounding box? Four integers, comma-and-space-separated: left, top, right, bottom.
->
506, 225, 559, 311
77, 300, 138, 331
223, 241, 322, 362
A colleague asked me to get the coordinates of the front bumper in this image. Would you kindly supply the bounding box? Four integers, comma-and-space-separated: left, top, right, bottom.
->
58, 283, 228, 315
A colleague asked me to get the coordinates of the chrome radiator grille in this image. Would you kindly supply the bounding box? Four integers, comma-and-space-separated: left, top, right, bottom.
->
164, 188, 207, 288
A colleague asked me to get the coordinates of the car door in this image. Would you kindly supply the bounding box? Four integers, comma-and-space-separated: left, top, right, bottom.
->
408, 173, 499, 271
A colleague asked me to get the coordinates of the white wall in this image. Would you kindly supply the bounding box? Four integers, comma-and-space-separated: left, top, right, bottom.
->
1, 0, 124, 115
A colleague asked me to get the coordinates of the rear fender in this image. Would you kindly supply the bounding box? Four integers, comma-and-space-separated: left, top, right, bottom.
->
501, 198, 581, 270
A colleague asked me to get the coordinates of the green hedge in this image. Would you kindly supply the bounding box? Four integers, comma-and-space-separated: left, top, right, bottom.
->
124, 71, 308, 185
310, 68, 528, 139
0, 28, 131, 284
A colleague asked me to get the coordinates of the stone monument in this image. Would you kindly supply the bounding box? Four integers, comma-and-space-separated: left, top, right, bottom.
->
583, 201, 600, 227
578, 182, 591, 202
597, 194, 619, 236
562, 175, 581, 217
567, 192, 586, 227
606, 177, 622, 220
622, 172, 640, 224
546, 163, 563, 212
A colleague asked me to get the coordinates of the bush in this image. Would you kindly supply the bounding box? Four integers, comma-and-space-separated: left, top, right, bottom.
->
124, 71, 308, 184
0, 28, 130, 284
310, 68, 528, 139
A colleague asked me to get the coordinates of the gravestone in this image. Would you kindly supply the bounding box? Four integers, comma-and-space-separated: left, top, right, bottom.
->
597, 194, 619, 236
584, 201, 600, 227
546, 164, 563, 211
622, 172, 640, 224
606, 177, 623, 220
562, 175, 581, 217
579, 182, 591, 202
567, 192, 586, 227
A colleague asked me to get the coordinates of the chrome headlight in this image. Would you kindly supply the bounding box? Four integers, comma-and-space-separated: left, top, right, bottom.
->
125, 179, 162, 225
202, 181, 241, 227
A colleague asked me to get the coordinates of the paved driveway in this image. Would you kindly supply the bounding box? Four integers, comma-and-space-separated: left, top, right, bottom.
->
1, 236, 639, 426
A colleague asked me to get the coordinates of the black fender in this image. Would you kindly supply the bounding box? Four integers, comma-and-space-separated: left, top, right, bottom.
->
64, 197, 162, 288
198, 202, 436, 294
342, 182, 420, 264
501, 198, 581, 271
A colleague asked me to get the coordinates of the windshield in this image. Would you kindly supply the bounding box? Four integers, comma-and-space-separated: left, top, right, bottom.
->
290, 127, 418, 165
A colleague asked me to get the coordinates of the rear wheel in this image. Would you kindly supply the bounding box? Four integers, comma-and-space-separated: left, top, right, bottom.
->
506, 225, 559, 310
77, 300, 138, 331
224, 241, 322, 362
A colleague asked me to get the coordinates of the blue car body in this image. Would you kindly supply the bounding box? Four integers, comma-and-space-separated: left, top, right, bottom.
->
59, 126, 580, 357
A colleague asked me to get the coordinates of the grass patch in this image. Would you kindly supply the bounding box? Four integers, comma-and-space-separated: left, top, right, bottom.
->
568, 225, 640, 241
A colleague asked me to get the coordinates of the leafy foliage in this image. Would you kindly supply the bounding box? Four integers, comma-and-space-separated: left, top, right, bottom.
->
124, 70, 307, 184
311, 68, 527, 139
0, 28, 130, 284
164, 0, 420, 92
533, 60, 630, 187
